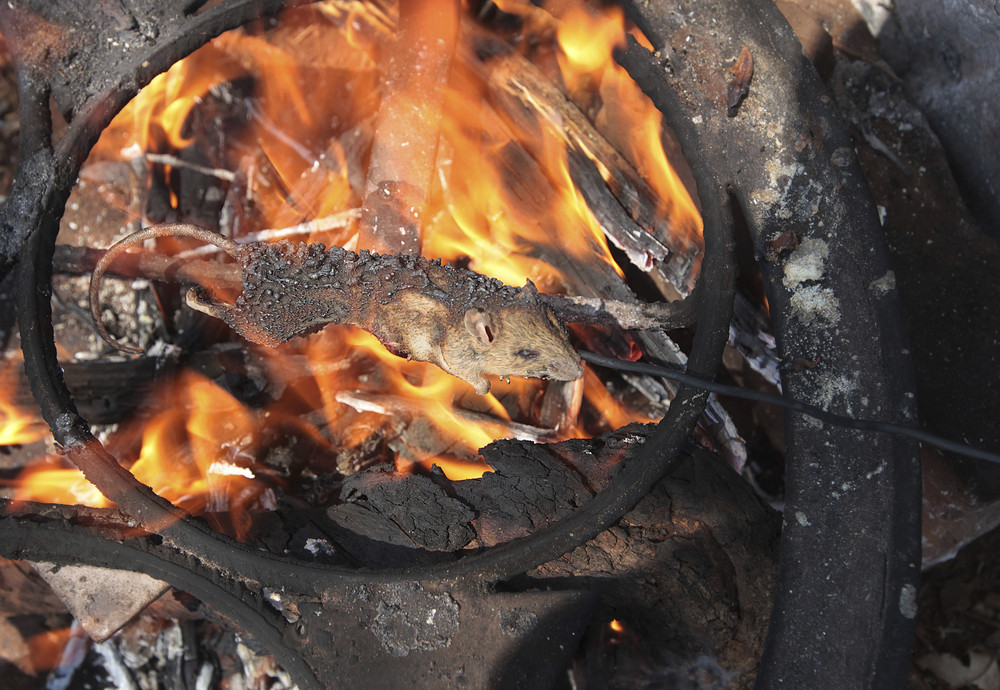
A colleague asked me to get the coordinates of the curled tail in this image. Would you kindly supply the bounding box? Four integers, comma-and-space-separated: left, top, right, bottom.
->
89, 223, 242, 354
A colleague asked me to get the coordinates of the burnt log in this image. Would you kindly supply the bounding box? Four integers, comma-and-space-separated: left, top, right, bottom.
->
468, 26, 702, 293
2, 356, 160, 426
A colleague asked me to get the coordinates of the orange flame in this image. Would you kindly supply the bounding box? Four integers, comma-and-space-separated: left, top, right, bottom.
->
303, 327, 499, 480
553, 2, 703, 251
557, 4, 625, 80
13, 464, 108, 508
0, 361, 49, 447
0, 399, 48, 447
44, 1, 699, 511
14, 372, 269, 539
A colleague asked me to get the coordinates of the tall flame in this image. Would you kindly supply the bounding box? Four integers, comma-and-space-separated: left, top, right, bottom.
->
25, 0, 700, 523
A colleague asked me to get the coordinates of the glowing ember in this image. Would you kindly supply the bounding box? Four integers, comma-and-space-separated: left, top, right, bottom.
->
25, 627, 75, 672
31, 0, 702, 520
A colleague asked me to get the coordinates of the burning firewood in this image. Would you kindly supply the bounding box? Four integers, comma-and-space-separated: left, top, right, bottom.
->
358, 0, 460, 255
89, 224, 583, 396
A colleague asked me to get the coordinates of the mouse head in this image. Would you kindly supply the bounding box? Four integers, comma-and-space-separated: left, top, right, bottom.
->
457, 280, 584, 393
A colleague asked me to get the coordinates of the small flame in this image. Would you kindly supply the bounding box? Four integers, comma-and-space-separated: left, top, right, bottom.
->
0, 396, 48, 448
13, 372, 269, 539
609, 618, 625, 633
0, 360, 49, 447
113, 43, 244, 153
13, 464, 109, 509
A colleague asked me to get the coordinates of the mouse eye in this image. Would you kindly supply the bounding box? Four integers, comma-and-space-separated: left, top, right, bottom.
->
515, 348, 539, 360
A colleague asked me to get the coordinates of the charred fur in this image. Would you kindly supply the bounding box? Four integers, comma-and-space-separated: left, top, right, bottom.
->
92, 225, 584, 395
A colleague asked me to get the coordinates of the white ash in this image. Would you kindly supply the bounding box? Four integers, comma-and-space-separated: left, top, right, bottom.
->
815, 373, 859, 414
782, 237, 829, 289
789, 285, 841, 326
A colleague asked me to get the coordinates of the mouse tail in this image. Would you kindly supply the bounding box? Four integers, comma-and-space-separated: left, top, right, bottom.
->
89, 223, 242, 354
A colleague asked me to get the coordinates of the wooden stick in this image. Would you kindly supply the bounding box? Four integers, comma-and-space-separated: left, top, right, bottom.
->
55, 244, 243, 292
466, 30, 702, 295
357, 0, 460, 254
59, 242, 693, 333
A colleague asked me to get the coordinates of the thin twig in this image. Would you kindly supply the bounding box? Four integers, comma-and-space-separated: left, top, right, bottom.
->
144, 153, 237, 182
175, 208, 361, 258
539, 293, 695, 331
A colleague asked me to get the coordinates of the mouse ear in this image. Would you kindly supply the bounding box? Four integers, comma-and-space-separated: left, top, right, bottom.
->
464, 308, 495, 346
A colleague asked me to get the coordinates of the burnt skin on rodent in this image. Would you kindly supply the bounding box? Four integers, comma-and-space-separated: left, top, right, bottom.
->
90, 224, 584, 395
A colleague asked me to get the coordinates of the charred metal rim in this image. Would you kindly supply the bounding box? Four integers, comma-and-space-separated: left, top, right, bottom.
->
618, 1, 921, 688
0, 502, 318, 689
4, 0, 732, 642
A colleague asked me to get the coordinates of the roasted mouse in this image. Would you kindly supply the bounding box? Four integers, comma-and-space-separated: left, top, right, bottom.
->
90, 224, 584, 394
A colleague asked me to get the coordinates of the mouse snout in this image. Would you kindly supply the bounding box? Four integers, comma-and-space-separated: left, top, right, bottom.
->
547, 356, 584, 382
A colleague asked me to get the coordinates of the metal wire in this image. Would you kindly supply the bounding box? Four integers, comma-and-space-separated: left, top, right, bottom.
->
581, 350, 1000, 465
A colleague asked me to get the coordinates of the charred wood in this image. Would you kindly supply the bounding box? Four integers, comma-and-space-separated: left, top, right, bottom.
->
2, 356, 161, 425
323, 425, 777, 684
474, 36, 701, 294
538, 292, 693, 331
537, 377, 584, 432
336, 389, 559, 446
730, 290, 781, 387
56, 244, 242, 294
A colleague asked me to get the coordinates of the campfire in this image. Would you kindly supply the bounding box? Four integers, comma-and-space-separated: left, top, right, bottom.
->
0, 0, 924, 688
29, 0, 704, 499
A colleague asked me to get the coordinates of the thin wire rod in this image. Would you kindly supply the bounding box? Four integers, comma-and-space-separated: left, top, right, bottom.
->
580, 350, 1000, 465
